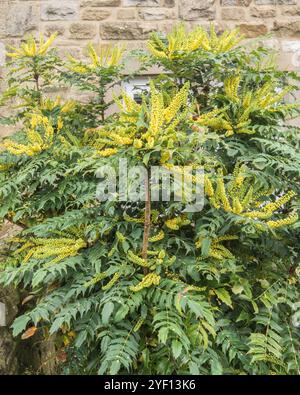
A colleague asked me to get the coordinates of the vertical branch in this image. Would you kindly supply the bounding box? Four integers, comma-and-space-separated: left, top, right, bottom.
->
141, 170, 151, 275
33, 58, 42, 106
34, 72, 40, 93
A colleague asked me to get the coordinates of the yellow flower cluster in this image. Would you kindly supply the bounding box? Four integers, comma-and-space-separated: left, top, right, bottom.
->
165, 270, 206, 292
116, 93, 142, 124
197, 77, 294, 136
97, 148, 118, 157
149, 230, 165, 242
110, 132, 132, 146
6, 33, 58, 59
205, 165, 297, 230
2, 114, 60, 156
262, 191, 296, 213
266, 213, 298, 229
128, 250, 151, 268
123, 213, 144, 223
163, 163, 202, 184
102, 272, 121, 290
130, 272, 161, 292
93, 83, 189, 155
0, 163, 13, 172
196, 109, 234, 137
14, 237, 86, 267
224, 75, 240, 103
204, 175, 214, 197
147, 25, 243, 59
67, 43, 125, 74
84, 272, 108, 288
196, 235, 237, 260
164, 83, 190, 123
116, 231, 126, 242
39, 97, 76, 114
165, 215, 191, 230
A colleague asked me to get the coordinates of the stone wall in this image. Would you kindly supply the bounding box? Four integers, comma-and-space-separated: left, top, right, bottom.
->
0, 1, 299, 67
0, 1, 299, 138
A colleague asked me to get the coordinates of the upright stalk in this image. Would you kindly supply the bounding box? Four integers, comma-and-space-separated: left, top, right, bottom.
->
141, 170, 151, 275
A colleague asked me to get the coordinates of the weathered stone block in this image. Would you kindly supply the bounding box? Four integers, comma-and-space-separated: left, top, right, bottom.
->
69, 23, 97, 39
164, 0, 176, 7
255, 0, 275, 4
41, 1, 79, 21
44, 24, 66, 37
81, 8, 111, 20
5, 3, 38, 37
281, 6, 300, 16
221, 0, 252, 6
250, 6, 276, 18
179, 0, 216, 21
123, 0, 160, 6
221, 8, 246, 20
100, 22, 157, 40
117, 9, 136, 19
0, 43, 5, 67
255, 0, 296, 4
80, 0, 121, 6
273, 21, 300, 38
282, 40, 300, 53
239, 23, 268, 38
138, 9, 175, 20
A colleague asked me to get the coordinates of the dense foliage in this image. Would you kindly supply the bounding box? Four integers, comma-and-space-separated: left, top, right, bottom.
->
0, 25, 300, 375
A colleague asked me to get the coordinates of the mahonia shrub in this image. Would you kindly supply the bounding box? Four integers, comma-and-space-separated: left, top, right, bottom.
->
0, 25, 300, 375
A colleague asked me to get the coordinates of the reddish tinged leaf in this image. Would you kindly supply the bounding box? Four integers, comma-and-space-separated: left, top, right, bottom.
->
21, 326, 37, 340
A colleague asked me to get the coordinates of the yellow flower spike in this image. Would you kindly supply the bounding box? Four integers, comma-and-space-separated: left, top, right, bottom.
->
130, 273, 161, 292
267, 213, 298, 229
216, 172, 232, 212
87, 43, 99, 67
38, 33, 58, 55
44, 124, 54, 143
3, 114, 57, 157
116, 231, 126, 243
16, 237, 87, 266
149, 230, 165, 243
262, 191, 296, 213
117, 92, 141, 120
61, 100, 76, 113
204, 175, 214, 197
123, 213, 144, 223
243, 211, 272, 220
128, 250, 151, 268
111, 133, 132, 146
214, 235, 238, 243
57, 117, 63, 131
102, 272, 120, 290
164, 82, 189, 123
97, 148, 118, 157
6, 33, 57, 59
196, 235, 236, 261
84, 272, 108, 288
133, 139, 143, 149
232, 197, 243, 214
149, 82, 164, 136
165, 218, 180, 230
158, 250, 166, 260
241, 186, 253, 209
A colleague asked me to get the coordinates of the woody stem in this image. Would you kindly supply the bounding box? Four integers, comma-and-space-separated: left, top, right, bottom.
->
141, 170, 151, 275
